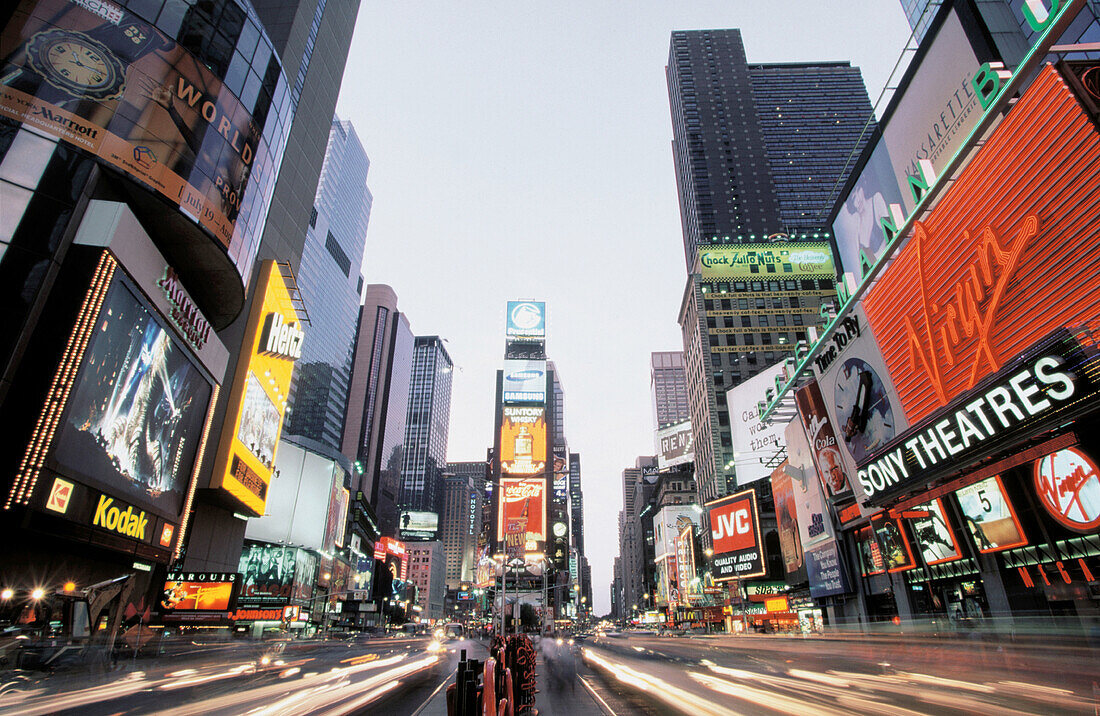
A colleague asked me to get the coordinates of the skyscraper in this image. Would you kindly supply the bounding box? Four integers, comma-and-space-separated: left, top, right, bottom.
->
284, 117, 372, 450
650, 351, 690, 429
666, 29, 874, 502
344, 284, 415, 539
441, 468, 483, 589
398, 336, 454, 540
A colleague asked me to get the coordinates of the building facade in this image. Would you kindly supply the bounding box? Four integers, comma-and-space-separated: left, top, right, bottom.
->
406, 541, 446, 621
651, 351, 690, 430
441, 468, 483, 589
284, 116, 372, 450
398, 336, 453, 541
666, 29, 875, 504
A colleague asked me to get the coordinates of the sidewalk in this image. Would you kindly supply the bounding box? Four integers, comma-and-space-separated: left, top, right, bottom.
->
417, 637, 610, 716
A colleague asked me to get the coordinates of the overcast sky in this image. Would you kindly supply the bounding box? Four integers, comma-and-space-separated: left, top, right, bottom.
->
336, 1, 914, 616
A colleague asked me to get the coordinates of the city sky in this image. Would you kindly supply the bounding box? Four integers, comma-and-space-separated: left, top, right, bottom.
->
336, 1, 914, 615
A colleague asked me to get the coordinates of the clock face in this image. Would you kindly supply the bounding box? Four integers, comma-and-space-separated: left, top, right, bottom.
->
26, 29, 125, 100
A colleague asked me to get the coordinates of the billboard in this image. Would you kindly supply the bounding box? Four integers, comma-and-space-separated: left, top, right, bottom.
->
1033, 446, 1100, 533
729, 363, 788, 486
907, 499, 961, 565
502, 360, 547, 403
506, 301, 546, 340
770, 461, 804, 579
399, 510, 439, 541
51, 273, 212, 519
656, 420, 694, 469
497, 477, 547, 556
706, 489, 765, 581
161, 572, 237, 612
238, 542, 315, 608
862, 66, 1100, 426
499, 406, 547, 475
955, 475, 1027, 554
0, 0, 274, 251
697, 243, 834, 280
210, 261, 304, 515
870, 516, 916, 572
831, 4, 995, 276
793, 381, 851, 500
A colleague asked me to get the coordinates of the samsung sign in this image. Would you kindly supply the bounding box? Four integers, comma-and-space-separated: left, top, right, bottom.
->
503, 359, 547, 403
858, 332, 1098, 505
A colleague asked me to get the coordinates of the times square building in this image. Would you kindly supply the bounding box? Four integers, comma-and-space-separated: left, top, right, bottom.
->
0, 0, 294, 639
760, 0, 1100, 628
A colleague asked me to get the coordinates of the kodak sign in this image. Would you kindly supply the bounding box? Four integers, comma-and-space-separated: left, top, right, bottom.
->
92, 495, 149, 541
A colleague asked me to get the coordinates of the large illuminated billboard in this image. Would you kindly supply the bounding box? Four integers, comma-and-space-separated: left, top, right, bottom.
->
729, 363, 787, 486
506, 301, 546, 340
696, 243, 834, 280
161, 572, 238, 612
399, 510, 439, 541
210, 261, 303, 516
862, 66, 1100, 426
497, 477, 546, 556
0, 0, 274, 252
954, 476, 1027, 554
502, 359, 547, 403
499, 406, 547, 475
237, 542, 315, 608
48, 273, 212, 519
656, 420, 693, 470
706, 489, 765, 581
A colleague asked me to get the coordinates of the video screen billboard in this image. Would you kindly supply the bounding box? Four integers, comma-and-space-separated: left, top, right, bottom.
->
697, 243, 834, 280
161, 572, 237, 612
502, 360, 547, 403
706, 489, 765, 581
862, 66, 1100, 426
399, 510, 439, 541
955, 476, 1027, 554
506, 301, 546, 340
729, 363, 788, 486
499, 406, 547, 475
656, 420, 694, 470
52, 274, 211, 518
497, 477, 546, 556
211, 261, 303, 515
0, 0, 273, 250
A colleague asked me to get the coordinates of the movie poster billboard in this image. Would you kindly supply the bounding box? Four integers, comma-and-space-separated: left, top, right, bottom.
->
770, 461, 805, 580
51, 274, 211, 519
656, 420, 694, 469
161, 572, 238, 612
210, 261, 303, 516
907, 499, 961, 565
0, 0, 276, 251
856, 526, 886, 576
729, 362, 787, 486
238, 542, 300, 608
954, 476, 1027, 554
871, 516, 916, 572
499, 406, 547, 475
502, 360, 547, 403
706, 489, 765, 581
497, 477, 546, 556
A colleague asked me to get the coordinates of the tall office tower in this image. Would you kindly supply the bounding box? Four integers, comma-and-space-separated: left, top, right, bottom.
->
398, 336, 454, 541
250, 0, 363, 264
666, 29, 874, 503
618, 456, 657, 616
611, 556, 624, 621
650, 352, 690, 429
343, 285, 415, 538
900, 0, 940, 43
406, 541, 446, 620
284, 117, 372, 449
568, 453, 584, 557
441, 466, 485, 589
547, 361, 567, 451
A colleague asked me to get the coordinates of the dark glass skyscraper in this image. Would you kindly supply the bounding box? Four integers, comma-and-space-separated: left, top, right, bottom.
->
284, 117, 372, 451
666, 29, 874, 502
398, 336, 453, 540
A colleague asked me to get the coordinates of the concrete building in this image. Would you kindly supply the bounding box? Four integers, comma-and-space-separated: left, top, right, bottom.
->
406, 541, 446, 621
441, 467, 484, 589
651, 351, 690, 430
398, 337, 453, 541
666, 29, 875, 503
343, 285, 415, 539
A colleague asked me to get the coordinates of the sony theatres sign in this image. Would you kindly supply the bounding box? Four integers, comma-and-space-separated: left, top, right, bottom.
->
857, 66, 1100, 505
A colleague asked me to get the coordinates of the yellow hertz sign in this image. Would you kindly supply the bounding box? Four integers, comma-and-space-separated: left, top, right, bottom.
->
92, 495, 149, 540
209, 261, 303, 515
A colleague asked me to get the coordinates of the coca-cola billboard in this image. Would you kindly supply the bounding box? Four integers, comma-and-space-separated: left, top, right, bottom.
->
794, 381, 850, 500
497, 477, 546, 556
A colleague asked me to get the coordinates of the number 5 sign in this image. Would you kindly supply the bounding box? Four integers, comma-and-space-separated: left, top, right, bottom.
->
1035, 447, 1100, 533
